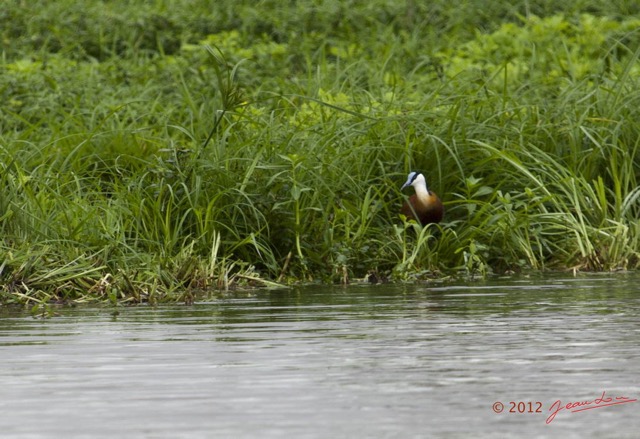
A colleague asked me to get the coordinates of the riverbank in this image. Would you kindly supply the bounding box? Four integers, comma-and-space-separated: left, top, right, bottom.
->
1, 1, 639, 305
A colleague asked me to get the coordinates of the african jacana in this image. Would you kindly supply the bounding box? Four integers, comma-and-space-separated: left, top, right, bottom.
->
400, 171, 444, 226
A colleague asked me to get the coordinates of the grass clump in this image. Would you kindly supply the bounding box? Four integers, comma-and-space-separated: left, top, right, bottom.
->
1, 0, 640, 305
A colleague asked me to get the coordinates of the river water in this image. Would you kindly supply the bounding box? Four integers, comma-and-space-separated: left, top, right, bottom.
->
1, 274, 639, 438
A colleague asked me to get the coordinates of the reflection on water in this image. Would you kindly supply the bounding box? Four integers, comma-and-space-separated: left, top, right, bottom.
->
1, 274, 639, 438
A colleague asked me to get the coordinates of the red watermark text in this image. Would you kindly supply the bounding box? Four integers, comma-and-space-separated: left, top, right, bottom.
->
546, 391, 637, 424
492, 391, 637, 424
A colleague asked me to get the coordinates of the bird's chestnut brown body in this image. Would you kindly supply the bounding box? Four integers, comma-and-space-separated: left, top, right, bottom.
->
400, 172, 444, 226
401, 192, 444, 225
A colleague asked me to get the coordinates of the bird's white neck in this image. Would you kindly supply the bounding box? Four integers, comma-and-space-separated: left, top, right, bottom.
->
413, 174, 430, 198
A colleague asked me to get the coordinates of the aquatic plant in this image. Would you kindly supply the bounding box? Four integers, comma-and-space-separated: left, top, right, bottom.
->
1, 0, 639, 304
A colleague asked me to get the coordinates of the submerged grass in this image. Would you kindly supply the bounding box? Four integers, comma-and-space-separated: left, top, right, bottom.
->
1, 0, 640, 305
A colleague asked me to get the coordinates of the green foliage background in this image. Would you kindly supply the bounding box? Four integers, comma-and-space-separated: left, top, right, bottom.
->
1, 0, 640, 304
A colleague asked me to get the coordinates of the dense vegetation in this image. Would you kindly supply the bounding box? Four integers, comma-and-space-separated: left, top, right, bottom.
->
1, 0, 640, 305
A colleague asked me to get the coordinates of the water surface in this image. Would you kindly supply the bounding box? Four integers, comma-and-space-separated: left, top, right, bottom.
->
1, 274, 639, 438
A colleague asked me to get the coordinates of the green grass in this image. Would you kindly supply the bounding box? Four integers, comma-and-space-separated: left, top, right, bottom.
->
1, 0, 640, 305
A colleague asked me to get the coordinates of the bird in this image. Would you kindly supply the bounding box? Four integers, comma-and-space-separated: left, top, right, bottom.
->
400, 171, 444, 226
